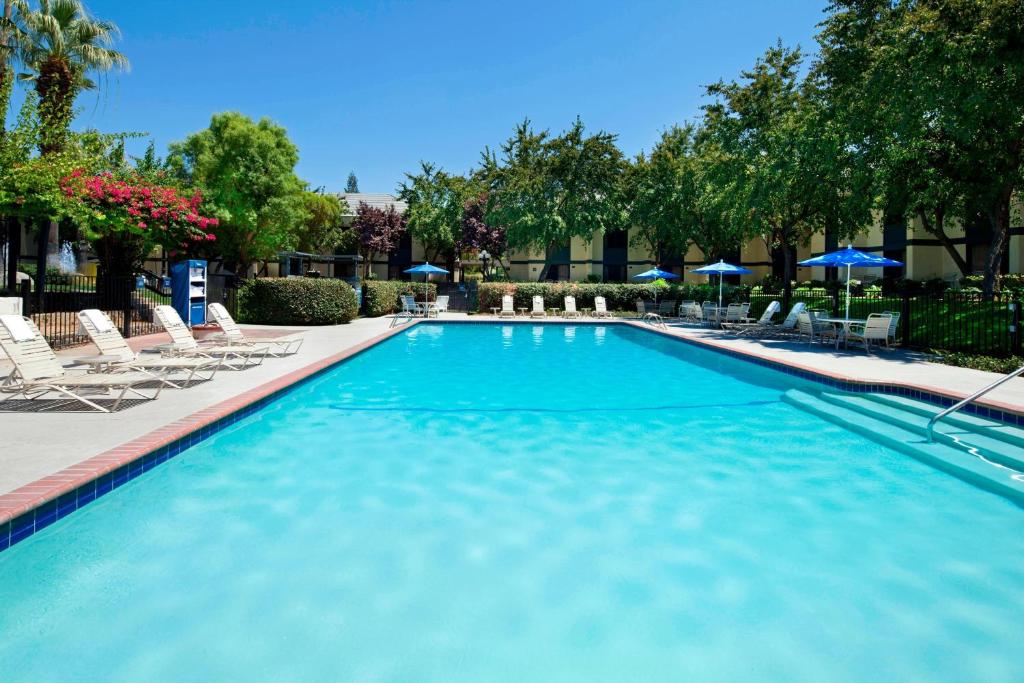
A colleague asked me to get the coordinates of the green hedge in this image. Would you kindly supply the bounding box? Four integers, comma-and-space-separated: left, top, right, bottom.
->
238, 277, 358, 325
362, 280, 438, 317
932, 351, 1024, 374
476, 282, 750, 312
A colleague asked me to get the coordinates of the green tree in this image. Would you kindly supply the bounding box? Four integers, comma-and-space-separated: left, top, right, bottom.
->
167, 112, 306, 276
705, 44, 870, 295
625, 124, 742, 264
397, 161, 469, 272
345, 171, 359, 193
17, 0, 128, 155
817, 0, 1024, 294
296, 190, 348, 254
0, 0, 27, 138
479, 118, 627, 253
16, 0, 128, 268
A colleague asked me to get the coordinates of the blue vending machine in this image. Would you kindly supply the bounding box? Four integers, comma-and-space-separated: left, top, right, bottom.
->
170, 259, 207, 326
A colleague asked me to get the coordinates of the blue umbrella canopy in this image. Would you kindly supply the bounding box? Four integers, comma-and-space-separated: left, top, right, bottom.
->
632, 267, 679, 280
632, 267, 678, 308
799, 245, 903, 318
404, 262, 450, 275
691, 260, 752, 308
691, 260, 753, 275
798, 245, 903, 268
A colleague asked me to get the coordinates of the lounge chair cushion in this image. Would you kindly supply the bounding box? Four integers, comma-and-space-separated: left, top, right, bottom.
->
81, 308, 115, 333
0, 314, 34, 342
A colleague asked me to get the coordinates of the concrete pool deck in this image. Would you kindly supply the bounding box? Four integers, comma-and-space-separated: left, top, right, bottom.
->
1, 313, 1022, 508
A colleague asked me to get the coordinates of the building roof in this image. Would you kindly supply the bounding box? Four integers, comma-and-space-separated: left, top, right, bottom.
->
337, 193, 407, 216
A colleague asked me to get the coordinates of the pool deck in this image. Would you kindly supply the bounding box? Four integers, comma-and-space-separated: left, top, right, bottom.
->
1, 313, 1023, 517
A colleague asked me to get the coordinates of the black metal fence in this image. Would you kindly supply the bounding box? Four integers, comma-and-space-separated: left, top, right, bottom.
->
13, 275, 166, 350
748, 290, 1022, 356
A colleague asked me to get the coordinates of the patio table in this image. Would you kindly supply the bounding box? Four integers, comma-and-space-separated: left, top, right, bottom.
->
581, 308, 592, 317
815, 317, 867, 348
67, 354, 124, 373
518, 307, 528, 317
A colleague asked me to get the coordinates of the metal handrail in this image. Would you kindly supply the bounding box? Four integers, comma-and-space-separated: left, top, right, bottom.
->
927, 364, 1024, 441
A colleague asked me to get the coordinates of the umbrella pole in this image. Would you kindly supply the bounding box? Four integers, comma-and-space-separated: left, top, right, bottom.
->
719, 274, 723, 308
845, 263, 851, 319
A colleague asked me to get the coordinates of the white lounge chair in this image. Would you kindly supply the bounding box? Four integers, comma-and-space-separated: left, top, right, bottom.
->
755, 302, 806, 337
563, 296, 582, 319
723, 301, 780, 334
530, 296, 546, 319
846, 313, 892, 353
206, 302, 303, 356
434, 295, 450, 314
153, 305, 265, 368
0, 315, 165, 412
498, 294, 516, 318
593, 296, 612, 318
77, 309, 223, 388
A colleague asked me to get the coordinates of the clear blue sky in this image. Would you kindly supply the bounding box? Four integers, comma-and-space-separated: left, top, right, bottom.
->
12, 0, 826, 193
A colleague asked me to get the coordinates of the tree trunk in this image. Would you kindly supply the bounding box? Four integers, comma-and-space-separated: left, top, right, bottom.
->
918, 207, 970, 277
981, 187, 1013, 297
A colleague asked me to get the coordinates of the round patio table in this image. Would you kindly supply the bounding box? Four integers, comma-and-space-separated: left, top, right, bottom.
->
548, 308, 560, 317
518, 307, 528, 317
581, 308, 593, 317
815, 317, 867, 348
490, 307, 500, 316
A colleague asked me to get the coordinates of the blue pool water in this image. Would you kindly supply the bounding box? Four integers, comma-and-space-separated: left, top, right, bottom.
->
1, 323, 1022, 681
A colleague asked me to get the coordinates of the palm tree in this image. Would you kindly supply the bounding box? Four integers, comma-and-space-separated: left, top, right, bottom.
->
17, 0, 128, 268
18, 0, 128, 154
0, 0, 27, 137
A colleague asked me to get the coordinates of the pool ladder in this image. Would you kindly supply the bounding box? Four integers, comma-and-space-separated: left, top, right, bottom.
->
927, 363, 1024, 441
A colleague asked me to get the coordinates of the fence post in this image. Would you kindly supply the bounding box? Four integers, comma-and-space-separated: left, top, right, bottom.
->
122, 279, 133, 339
901, 292, 911, 347
1012, 300, 1022, 357
19, 279, 31, 315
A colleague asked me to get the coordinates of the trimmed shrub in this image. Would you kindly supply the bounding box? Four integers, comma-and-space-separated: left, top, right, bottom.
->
361, 280, 438, 317
238, 277, 358, 325
476, 282, 750, 312
933, 350, 1024, 374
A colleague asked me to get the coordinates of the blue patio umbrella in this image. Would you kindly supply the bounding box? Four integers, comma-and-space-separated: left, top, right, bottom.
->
799, 245, 903, 319
404, 262, 449, 317
691, 260, 753, 308
632, 267, 679, 308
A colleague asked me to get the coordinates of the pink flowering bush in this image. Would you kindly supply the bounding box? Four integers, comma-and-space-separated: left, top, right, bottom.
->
61, 169, 218, 248
60, 169, 220, 275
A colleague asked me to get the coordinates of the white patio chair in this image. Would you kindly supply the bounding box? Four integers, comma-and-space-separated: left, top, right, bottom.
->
0, 315, 165, 412
207, 302, 302, 356
498, 294, 516, 318
563, 296, 582, 319
153, 306, 265, 368
77, 309, 223, 388
846, 313, 893, 353
593, 296, 612, 318
530, 295, 546, 318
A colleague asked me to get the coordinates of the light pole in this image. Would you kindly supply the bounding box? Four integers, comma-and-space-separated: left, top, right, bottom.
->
479, 249, 491, 282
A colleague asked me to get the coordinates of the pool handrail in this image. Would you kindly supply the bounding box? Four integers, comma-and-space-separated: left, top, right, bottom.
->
926, 363, 1024, 441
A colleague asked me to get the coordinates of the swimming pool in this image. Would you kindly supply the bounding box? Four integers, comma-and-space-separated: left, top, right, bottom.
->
1, 323, 1022, 681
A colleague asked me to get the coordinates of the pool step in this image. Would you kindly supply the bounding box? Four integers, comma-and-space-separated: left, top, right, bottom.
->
817, 392, 1024, 473
863, 393, 1024, 451
782, 390, 1024, 505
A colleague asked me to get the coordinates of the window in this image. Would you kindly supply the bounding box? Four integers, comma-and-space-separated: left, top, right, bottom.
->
604, 230, 628, 250
603, 264, 627, 282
